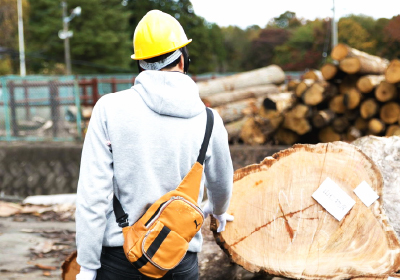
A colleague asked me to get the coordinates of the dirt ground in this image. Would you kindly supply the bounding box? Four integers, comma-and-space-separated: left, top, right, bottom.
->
0, 211, 282, 280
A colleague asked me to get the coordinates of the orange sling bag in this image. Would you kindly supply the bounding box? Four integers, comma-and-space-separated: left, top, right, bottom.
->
113, 108, 214, 279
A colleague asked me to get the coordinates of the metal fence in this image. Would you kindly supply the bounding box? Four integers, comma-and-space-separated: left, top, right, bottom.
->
0, 76, 82, 141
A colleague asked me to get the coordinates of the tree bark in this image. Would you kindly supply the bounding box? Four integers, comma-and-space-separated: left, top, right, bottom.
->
312, 109, 336, 128
368, 118, 386, 135
380, 102, 400, 124
225, 118, 248, 143
214, 98, 259, 124
201, 84, 279, 107
343, 88, 362, 110
212, 142, 400, 279
385, 59, 400, 84
339, 57, 389, 75
302, 82, 338, 106
375, 81, 397, 102
360, 98, 379, 119
295, 79, 314, 98
356, 75, 385, 94
197, 65, 285, 98
303, 69, 323, 81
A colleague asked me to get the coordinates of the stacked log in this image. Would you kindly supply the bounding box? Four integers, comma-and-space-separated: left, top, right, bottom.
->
197, 65, 298, 145
271, 44, 400, 144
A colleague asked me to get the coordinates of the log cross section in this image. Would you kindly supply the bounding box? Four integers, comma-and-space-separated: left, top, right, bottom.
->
213, 142, 400, 280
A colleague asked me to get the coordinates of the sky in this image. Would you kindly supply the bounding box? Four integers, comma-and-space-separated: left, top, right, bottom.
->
190, 0, 400, 29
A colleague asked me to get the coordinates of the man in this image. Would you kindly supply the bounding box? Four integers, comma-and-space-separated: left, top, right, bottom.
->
75, 10, 233, 280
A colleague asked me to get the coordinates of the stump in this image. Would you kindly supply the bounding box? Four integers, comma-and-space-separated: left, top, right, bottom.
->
212, 142, 400, 280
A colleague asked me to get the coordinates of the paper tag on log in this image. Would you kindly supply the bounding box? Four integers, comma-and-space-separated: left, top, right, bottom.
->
312, 177, 355, 221
353, 181, 379, 207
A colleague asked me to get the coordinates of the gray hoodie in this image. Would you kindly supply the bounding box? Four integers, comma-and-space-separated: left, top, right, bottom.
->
75, 70, 233, 270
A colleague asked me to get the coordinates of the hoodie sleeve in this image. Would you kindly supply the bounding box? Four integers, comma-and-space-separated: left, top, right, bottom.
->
205, 110, 233, 215
75, 97, 114, 270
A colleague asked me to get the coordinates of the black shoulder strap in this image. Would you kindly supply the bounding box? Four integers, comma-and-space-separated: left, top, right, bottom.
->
113, 107, 214, 227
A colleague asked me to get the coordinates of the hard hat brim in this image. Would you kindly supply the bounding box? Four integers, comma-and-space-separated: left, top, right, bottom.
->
131, 39, 192, 60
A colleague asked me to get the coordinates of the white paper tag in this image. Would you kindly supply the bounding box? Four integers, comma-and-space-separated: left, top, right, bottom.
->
312, 177, 356, 221
353, 181, 379, 207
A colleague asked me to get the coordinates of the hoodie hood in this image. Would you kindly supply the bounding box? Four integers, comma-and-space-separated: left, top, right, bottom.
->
133, 70, 205, 118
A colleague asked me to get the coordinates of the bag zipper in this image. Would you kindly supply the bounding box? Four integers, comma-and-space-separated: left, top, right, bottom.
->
145, 196, 204, 229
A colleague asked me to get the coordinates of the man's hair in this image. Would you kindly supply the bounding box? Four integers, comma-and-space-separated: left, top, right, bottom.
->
143, 47, 188, 70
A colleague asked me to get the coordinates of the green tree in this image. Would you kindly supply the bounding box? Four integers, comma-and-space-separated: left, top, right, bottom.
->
338, 18, 376, 53
383, 15, 400, 59
26, 0, 131, 74
268, 11, 302, 29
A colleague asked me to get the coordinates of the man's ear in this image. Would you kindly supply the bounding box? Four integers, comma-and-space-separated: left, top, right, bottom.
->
178, 55, 184, 72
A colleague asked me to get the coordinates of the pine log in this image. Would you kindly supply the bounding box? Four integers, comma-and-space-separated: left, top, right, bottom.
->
386, 125, 400, 136
355, 117, 369, 132
375, 81, 397, 102
380, 102, 400, 124
225, 118, 248, 142
329, 95, 346, 114
318, 126, 341, 142
201, 84, 279, 107
302, 82, 338, 106
352, 136, 400, 240
295, 79, 314, 98
339, 57, 389, 75
214, 98, 258, 124
287, 79, 301, 91
332, 116, 350, 133
343, 88, 362, 110
197, 65, 285, 98
303, 69, 323, 81
320, 63, 345, 81
262, 92, 296, 113
274, 128, 299, 145
360, 98, 379, 119
283, 107, 312, 135
240, 118, 266, 145
332, 44, 389, 65
356, 75, 385, 94
212, 142, 400, 279
288, 104, 311, 119
368, 118, 386, 135
312, 109, 336, 128
385, 59, 400, 84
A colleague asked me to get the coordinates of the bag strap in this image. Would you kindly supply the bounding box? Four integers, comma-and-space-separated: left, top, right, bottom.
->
113, 107, 214, 228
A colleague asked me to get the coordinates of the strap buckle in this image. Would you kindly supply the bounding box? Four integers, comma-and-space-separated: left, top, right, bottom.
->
117, 213, 129, 228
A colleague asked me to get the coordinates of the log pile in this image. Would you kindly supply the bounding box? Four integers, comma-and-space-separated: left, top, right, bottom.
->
210, 44, 400, 145
279, 44, 400, 144
212, 141, 400, 279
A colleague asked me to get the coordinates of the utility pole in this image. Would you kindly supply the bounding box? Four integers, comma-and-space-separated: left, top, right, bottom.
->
17, 0, 26, 76
332, 0, 338, 50
62, 1, 71, 75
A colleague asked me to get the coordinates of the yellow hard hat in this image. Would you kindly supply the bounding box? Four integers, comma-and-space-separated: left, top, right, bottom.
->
131, 10, 192, 60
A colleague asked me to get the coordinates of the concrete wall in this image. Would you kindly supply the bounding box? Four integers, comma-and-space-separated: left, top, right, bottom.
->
0, 142, 288, 198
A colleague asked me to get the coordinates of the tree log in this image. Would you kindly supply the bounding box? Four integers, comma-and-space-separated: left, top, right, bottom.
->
380, 102, 400, 124
386, 125, 400, 137
197, 65, 285, 98
356, 75, 385, 94
295, 79, 314, 98
368, 118, 386, 135
262, 92, 297, 113
339, 57, 389, 75
346, 127, 362, 142
318, 126, 341, 142
214, 98, 259, 124
201, 84, 279, 107
332, 116, 350, 133
302, 81, 338, 106
385, 59, 400, 84
312, 109, 336, 128
352, 136, 400, 240
225, 118, 248, 143
339, 75, 360, 95
283, 107, 312, 135
355, 117, 369, 132
320, 63, 345, 81
213, 142, 400, 279
343, 88, 362, 110
288, 79, 301, 91
329, 95, 346, 114
375, 81, 397, 102
303, 69, 323, 81
360, 98, 379, 119
240, 118, 266, 145
274, 128, 299, 145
